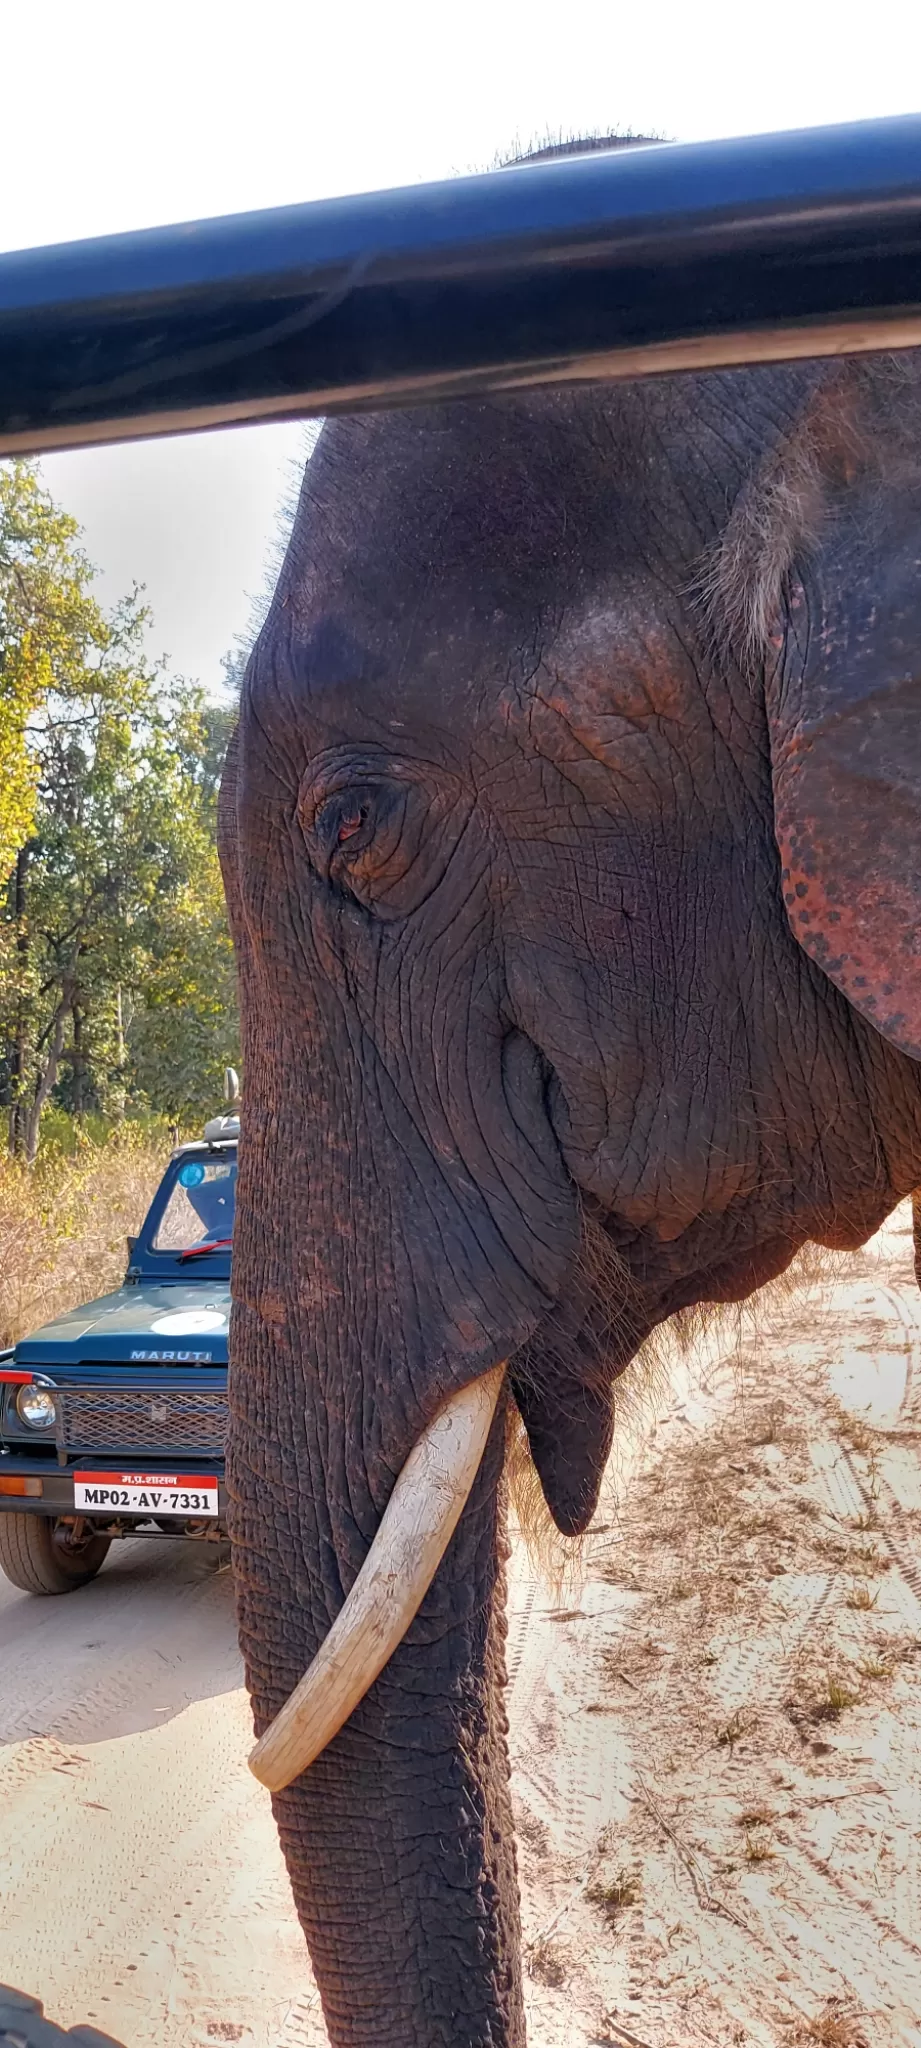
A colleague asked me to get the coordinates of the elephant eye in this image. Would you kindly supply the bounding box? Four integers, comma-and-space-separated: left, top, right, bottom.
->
299, 756, 472, 920
334, 803, 367, 844
304, 784, 384, 880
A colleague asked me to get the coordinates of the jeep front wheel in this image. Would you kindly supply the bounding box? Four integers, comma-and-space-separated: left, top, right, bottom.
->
0, 1514, 111, 1594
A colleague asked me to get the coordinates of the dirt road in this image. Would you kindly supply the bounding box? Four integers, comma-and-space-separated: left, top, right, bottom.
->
3, 1209, 921, 2047
0, 1540, 310, 2045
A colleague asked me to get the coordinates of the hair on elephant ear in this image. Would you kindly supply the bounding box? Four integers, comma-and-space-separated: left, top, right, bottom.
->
697, 362, 874, 665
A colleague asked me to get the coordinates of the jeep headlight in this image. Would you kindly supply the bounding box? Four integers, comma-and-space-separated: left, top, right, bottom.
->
15, 1383, 57, 1430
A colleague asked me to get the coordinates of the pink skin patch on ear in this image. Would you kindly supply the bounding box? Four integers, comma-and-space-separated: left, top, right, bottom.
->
776, 804, 921, 1063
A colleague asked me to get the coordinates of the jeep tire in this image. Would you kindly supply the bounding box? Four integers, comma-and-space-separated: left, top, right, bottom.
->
0, 1514, 110, 1594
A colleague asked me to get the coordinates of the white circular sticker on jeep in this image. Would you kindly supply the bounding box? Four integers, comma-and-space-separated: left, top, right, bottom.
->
150, 1309, 227, 1335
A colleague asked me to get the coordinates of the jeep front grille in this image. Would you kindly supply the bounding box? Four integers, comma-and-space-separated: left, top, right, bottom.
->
55, 1383, 227, 1462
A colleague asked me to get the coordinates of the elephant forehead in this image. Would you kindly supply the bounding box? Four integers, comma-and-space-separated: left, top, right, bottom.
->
248, 598, 542, 779
254, 579, 712, 783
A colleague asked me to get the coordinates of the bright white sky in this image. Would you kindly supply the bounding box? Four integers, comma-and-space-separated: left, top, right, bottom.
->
4, 0, 920, 693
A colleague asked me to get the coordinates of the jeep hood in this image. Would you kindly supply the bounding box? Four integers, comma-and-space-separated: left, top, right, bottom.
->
14, 1282, 231, 1368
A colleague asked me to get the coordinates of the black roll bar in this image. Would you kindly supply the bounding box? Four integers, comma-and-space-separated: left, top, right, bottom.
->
2, 114, 921, 455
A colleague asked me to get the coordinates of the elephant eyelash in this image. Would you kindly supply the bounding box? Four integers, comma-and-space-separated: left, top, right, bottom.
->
333, 803, 368, 845
308, 789, 380, 875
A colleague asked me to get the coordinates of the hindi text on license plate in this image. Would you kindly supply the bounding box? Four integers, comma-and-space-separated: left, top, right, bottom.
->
73, 1471, 219, 1517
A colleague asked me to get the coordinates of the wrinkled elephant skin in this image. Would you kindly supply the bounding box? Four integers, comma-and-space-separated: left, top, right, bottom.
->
219, 331, 921, 2045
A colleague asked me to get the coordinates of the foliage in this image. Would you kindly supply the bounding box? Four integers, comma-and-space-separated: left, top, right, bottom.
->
0, 459, 238, 1157
0, 1120, 170, 1347
0, 463, 110, 882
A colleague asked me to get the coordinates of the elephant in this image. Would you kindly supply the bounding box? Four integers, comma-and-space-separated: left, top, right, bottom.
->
218, 142, 921, 2048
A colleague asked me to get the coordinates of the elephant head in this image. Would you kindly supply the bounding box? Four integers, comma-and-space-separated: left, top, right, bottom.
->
219, 341, 921, 2044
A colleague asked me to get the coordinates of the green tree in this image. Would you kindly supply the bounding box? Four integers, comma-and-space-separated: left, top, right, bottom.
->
117, 692, 239, 1126
0, 462, 110, 881
1, 461, 238, 1159
15, 669, 238, 1156
1, 460, 129, 1150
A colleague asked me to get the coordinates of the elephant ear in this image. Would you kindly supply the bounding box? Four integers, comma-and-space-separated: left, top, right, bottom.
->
766, 486, 921, 1061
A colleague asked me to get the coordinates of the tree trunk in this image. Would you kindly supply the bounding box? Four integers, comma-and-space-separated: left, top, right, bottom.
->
71, 1001, 86, 1119
24, 988, 71, 1165
112, 982, 126, 1121
7, 845, 30, 1157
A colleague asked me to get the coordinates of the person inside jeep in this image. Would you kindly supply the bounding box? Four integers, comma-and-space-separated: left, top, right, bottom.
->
152, 1158, 237, 1254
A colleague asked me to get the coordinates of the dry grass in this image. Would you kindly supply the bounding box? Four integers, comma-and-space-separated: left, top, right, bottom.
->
834, 1410, 876, 1456
850, 1540, 886, 1573
845, 1583, 879, 1612
0, 1125, 171, 1349
748, 1398, 788, 1446
527, 1935, 571, 1987
716, 1709, 747, 1752
586, 1868, 642, 1927
788, 2005, 869, 2045
856, 1654, 892, 1681
823, 1676, 860, 1715
658, 1576, 695, 1603
735, 1804, 774, 1830
786, 1667, 862, 1731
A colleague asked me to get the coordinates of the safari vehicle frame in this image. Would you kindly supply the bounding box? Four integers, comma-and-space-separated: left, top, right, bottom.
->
2, 115, 921, 455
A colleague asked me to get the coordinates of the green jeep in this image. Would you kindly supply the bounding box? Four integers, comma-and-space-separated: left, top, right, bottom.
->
0, 1108, 237, 1595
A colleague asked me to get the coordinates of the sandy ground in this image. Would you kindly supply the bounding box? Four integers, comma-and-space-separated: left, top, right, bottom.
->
3, 1208, 921, 2046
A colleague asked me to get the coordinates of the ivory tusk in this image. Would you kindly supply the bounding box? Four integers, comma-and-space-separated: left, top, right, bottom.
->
248, 1362, 506, 1793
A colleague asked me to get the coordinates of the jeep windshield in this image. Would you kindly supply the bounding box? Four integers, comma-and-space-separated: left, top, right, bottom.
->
148, 1154, 237, 1260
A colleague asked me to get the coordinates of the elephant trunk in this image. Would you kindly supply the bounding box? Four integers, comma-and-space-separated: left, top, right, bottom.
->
228, 1303, 525, 2048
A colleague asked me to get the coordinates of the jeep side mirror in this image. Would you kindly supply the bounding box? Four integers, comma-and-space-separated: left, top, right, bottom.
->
126, 1235, 138, 1256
